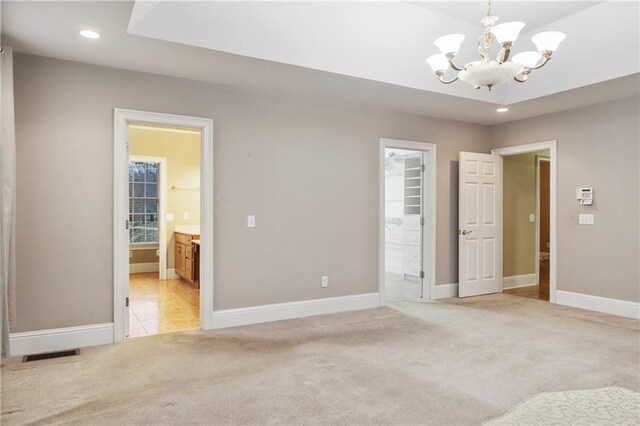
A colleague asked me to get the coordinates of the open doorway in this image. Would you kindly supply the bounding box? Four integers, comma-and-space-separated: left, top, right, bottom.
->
457, 141, 557, 302
114, 109, 214, 343
501, 151, 551, 301
379, 139, 436, 305
127, 124, 201, 336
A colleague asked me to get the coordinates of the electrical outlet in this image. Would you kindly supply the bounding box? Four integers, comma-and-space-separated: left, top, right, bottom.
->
529, 214, 536, 223
247, 215, 256, 228
579, 214, 594, 225
183, 212, 189, 220
321, 276, 329, 288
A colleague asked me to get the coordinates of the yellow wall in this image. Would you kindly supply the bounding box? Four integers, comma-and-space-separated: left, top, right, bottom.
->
129, 126, 201, 269
503, 153, 537, 277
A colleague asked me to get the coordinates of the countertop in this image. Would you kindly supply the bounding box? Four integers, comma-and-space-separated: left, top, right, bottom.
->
174, 225, 200, 236
191, 239, 200, 245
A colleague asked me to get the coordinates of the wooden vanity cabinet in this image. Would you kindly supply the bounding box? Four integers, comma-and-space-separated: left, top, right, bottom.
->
174, 232, 199, 285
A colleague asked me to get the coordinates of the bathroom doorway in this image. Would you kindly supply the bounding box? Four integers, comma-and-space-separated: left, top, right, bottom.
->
127, 124, 201, 337
114, 109, 214, 342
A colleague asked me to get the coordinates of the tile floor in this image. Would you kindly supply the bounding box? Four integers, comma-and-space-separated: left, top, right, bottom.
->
128, 272, 200, 337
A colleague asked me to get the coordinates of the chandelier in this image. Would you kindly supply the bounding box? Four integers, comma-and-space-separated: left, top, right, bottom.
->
426, 0, 566, 90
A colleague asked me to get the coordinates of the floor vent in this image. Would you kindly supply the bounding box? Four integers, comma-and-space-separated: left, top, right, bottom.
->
22, 349, 79, 363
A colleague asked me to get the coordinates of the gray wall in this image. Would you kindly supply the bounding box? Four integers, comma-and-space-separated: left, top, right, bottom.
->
491, 96, 640, 303
12, 54, 490, 332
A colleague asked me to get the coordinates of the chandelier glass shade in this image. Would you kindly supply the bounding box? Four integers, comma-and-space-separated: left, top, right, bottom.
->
427, 1, 566, 90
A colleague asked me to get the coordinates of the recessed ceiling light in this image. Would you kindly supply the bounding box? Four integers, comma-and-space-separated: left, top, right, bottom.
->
496, 107, 509, 113
79, 30, 101, 39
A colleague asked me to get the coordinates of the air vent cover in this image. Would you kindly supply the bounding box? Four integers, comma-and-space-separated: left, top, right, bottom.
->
23, 349, 79, 363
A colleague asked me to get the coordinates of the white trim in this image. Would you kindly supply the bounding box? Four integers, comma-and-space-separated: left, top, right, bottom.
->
114, 109, 214, 342
9, 323, 114, 357
379, 138, 436, 305
129, 262, 159, 273
492, 140, 558, 303
166, 268, 180, 280
535, 155, 550, 286
502, 274, 537, 289
433, 283, 458, 299
130, 154, 168, 280
128, 123, 201, 135
556, 291, 640, 320
211, 293, 380, 329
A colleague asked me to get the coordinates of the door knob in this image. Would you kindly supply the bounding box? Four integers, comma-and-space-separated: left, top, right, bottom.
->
458, 229, 472, 235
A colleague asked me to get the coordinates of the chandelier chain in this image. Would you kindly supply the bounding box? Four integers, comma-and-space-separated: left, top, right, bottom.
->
487, 0, 492, 17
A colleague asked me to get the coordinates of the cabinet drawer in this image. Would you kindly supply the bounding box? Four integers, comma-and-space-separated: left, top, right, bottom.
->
175, 233, 186, 244
403, 230, 421, 246
403, 262, 420, 277
403, 216, 421, 231
403, 246, 421, 262
186, 245, 193, 259
185, 260, 194, 280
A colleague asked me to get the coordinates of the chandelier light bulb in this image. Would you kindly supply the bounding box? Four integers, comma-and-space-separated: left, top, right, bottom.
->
531, 31, 566, 52
512, 51, 543, 68
426, 54, 450, 73
491, 22, 525, 44
434, 34, 465, 55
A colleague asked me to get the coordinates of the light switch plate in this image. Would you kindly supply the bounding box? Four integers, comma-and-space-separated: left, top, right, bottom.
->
166, 213, 174, 222
529, 214, 536, 223
247, 215, 256, 228
579, 214, 594, 225
183, 212, 189, 220
321, 276, 329, 288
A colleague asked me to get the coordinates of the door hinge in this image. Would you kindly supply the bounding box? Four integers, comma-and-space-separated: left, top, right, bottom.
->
420, 164, 425, 172
419, 271, 425, 279
420, 217, 425, 226
125, 297, 129, 307
125, 219, 129, 230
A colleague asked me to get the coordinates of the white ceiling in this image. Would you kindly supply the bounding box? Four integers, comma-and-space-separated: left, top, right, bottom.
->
412, 1, 606, 32
2, 1, 639, 125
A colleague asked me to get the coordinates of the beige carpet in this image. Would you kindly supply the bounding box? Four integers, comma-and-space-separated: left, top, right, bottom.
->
2, 293, 639, 425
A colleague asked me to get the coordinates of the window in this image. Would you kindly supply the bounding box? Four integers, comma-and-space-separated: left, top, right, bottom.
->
129, 161, 159, 244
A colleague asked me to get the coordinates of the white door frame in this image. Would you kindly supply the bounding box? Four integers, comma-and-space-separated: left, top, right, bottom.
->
535, 155, 550, 285
129, 155, 168, 279
378, 138, 436, 305
492, 140, 557, 303
114, 109, 214, 342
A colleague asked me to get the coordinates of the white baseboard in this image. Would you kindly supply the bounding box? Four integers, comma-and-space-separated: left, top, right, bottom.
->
166, 268, 180, 280
9, 323, 114, 357
211, 293, 380, 329
503, 273, 537, 289
556, 290, 640, 320
434, 283, 458, 299
129, 262, 159, 273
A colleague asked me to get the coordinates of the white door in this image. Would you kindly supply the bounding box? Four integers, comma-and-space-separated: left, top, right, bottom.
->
458, 152, 502, 297
124, 139, 130, 338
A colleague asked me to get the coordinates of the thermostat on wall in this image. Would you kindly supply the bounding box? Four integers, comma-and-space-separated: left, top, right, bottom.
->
576, 187, 593, 206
